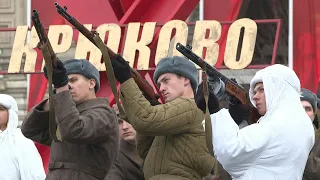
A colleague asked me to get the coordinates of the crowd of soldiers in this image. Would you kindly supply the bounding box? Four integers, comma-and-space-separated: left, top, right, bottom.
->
0, 54, 319, 180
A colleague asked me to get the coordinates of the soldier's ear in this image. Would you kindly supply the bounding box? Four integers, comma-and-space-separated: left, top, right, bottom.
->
89, 79, 96, 90
184, 78, 190, 87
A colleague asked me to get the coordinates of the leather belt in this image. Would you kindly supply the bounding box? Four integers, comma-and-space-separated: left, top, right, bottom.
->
49, 161, 105, 179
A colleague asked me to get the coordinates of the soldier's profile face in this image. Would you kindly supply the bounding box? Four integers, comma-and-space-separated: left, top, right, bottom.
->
301, 101, 315, 121
253, 82, 267, 116
157, 73, 187, 102
0, 105, 8, 130
68, 74, 95, 104
119, 120, 136, 143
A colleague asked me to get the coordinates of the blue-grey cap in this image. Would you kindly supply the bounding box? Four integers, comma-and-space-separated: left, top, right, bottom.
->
63, 59, 100, 92
301, 88, 317, 112
153, 56, 198, 92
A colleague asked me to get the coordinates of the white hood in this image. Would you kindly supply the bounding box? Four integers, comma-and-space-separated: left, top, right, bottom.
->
0, 94, 19, 133
0, 94, 45, 180
210, 64, 314, 180
249, 64, 301, 121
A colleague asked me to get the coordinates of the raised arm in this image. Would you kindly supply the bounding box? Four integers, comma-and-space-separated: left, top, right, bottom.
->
53, 91, 118, 144
21, 100, 52, 146
120, 78, 203, 136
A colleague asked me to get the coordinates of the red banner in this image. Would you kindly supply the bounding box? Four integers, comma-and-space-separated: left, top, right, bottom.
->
293, 0, 320, 93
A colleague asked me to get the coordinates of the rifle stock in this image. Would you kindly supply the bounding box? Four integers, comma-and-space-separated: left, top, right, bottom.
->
32, 9, 58, 68
55, 2, 159, 101
176, 43, 260, 123
32, 9, 62, 142
176, 43, 247, 104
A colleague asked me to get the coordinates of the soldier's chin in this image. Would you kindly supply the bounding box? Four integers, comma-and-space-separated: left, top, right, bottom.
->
257, 108, 266, 116
123, 136, 135, 142
72, 97, 81, 105
164, 96, 173, 102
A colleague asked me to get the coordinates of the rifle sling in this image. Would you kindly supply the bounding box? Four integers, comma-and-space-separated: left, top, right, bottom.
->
202, 71, 219, 176
41, 44, 62, 142
92, 35, 127, 120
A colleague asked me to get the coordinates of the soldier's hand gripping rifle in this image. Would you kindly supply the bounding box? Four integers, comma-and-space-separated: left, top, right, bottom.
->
176, 43, 260, 124
32, 9, 62, 142
55, 2, 160, 102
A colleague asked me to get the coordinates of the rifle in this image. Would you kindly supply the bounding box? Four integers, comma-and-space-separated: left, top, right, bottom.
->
176, 43, 260, 124
32, 9, 61, 142
55, 3, 160, 101
32, 9, 57, 68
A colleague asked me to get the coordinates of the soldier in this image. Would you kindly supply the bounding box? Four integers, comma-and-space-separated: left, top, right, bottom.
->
209, 64, 315, 179
300, 88, 318, 126
110, 55, 215, 180
301, 88, 320, 180
0, 94, 45, 180
21, 59, 119, 180
105, 104, 144, 180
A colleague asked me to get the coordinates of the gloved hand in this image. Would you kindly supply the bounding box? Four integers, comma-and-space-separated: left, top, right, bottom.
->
53, 85, 71, 94
229, 103, 250, 125
110, 54, 132, 84
195, 81, 220, 114
43, 60, 68, 88
227, 78, 251, 125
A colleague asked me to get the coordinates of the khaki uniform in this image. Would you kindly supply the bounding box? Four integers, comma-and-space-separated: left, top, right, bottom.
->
119, 79, 215, 180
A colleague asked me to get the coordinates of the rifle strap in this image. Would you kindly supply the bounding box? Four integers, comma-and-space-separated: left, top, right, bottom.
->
201, 70, 219, 176
41, 43, 62, 142
92, 35, 127, 120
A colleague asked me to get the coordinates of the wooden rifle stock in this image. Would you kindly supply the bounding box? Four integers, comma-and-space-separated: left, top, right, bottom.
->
55, 2, 159, 101
176, 43, 260, 123
32, 9, 58, 68
176, 43, 247, 104
32, 9, 62, 142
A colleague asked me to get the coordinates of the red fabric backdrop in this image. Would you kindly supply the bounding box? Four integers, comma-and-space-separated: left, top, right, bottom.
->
293, 0, 320, 93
